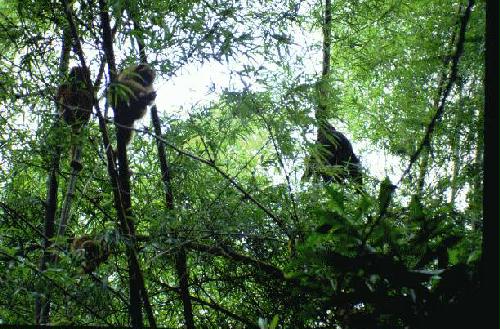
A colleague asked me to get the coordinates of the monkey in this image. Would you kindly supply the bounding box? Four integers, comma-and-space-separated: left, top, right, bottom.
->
71, 235, 110, 274
57, 66, 93, 132
56, 66, 94, 171
317, 124, 363, 184
304, 123, 363, 185
114, 64, 156, 145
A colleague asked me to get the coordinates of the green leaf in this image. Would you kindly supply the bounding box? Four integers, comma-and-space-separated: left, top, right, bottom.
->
269, 315, 279, 329
325, 185, 345, 214
409, 195, 425, 222
377, 176, 396, 214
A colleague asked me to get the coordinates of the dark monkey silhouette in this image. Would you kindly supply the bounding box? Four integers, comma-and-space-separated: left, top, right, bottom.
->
71, 235, 110, 274
57, 66, 93, 132
114, 64, 156, 145
305, 123, 362, 185
56, 66, 94, 170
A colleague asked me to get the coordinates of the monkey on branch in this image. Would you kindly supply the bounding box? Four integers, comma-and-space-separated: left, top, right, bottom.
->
71, 235, 110, 274
113, 64, 156, 145
304, 122, 363, 185
56, 66, 94, 170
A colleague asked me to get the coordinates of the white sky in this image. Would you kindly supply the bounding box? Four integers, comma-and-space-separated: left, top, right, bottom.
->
155, 62, 231, 119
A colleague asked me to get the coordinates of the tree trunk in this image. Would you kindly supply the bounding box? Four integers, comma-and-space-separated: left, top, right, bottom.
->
57, 145, 83, 236
316, 0, 332, 133
449, 80, 465, 206
151, 106, 195, 328
97, 1, 155, 327
34, 20, 72, 324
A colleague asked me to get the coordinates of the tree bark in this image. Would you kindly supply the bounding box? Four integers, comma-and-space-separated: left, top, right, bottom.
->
34, 18, 72, 324
316, 0, 332, 133
97, 1, 153, 326
151, 106, 194, 329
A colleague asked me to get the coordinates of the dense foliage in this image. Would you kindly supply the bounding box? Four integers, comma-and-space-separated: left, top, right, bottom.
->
0, 0, 485, 328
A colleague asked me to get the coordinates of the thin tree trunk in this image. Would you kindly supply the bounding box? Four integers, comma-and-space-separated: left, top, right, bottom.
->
470, 106, 483, 230
315, 0, 332, 132
96, 1, 155, 327
35, 149, 59, 324
416, 144, 429, 196
62, 0, 149, 321
121, 7, 158, 328
57, 145, 83, 236
301, 0, 333, 257
449, 80, 465, 205
175, 248, 195, 329
151, 107, 175, 209
449, 139, 462, 205
34, 20, 72, 324
151, 106, 194, 329
115, 118, 144, 328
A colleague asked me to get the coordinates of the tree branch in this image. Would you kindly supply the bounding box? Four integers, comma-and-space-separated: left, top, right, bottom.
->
398, 0, 475, 185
